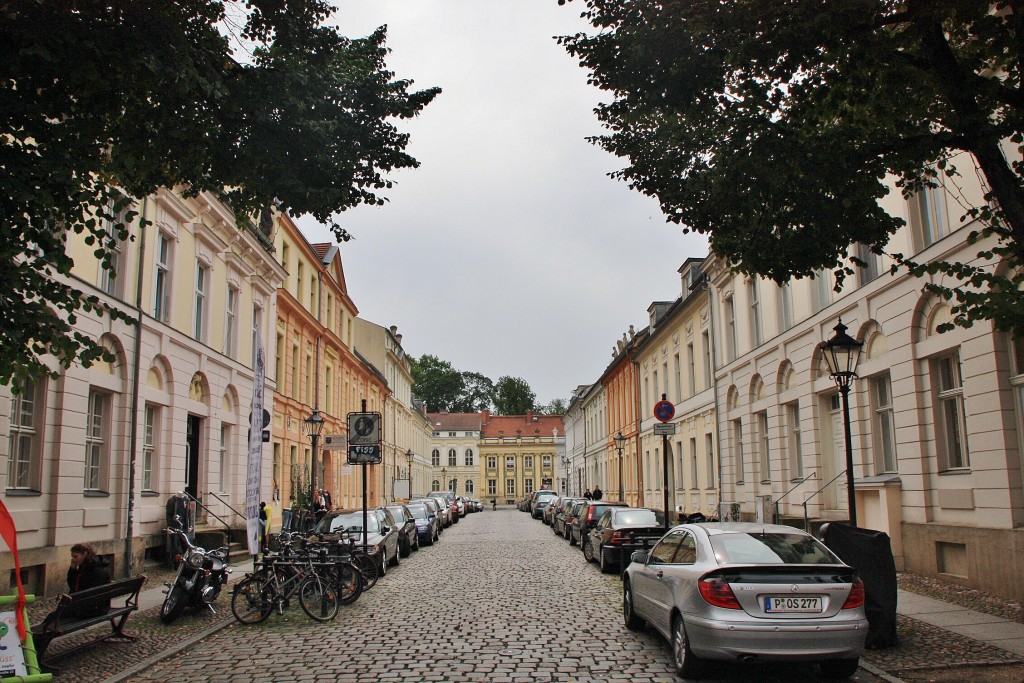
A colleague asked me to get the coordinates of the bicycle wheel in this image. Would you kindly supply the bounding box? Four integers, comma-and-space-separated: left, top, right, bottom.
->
353, 552, 379, 590
231, 575, 274, 625
299, 576, 339, 622
337, 562, 363, 606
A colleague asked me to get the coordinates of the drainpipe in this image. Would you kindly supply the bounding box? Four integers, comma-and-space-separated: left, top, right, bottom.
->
124, 195, 148, 578
632, 353, 643, 507
703, 275, 724, 518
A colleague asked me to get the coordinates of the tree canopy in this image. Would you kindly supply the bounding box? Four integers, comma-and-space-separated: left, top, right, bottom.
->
409, 355, 544, 415
1, 1, 439, 391
493, 376, 537, 416
559, 0, 1024, 334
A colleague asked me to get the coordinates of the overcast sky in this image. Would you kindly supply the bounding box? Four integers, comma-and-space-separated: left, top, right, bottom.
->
298, 0, 709, 407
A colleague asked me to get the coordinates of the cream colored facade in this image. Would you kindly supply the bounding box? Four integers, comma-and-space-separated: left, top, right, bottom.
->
1, 189, 284, 595
481, 412, 564, 503
633, 260, 718, 519
353, 320, 433, 501
705, 153, 1024, 598
426, 413, 482, 499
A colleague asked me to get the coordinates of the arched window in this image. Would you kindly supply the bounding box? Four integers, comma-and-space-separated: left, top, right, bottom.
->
431, 479, 440, 491
431, 448, 440, 466
465, 479, 474, 494
464, 448, 474, 466
448, 448, 457, 466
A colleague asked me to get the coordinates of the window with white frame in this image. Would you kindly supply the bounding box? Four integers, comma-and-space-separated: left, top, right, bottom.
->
98, 196, 130, 298
748, 279, 762, 347
778, 282, 794, 332
488, 479, 497, 495
506, 455, 515, 469
448, 448, 457, 467
506, 478, 515, 495
872, 374, 897, 473
724, 296, 737, 361
705, 433, 715, 488
85, 390, 109, 491
143, 404, 159, 491
733, 418, 744, 483
486, 455, 496, 469
153, 232, 173, 321
933, 353, 968, 470
757, 411, 770, 482
814, 269, 832, 313
786, 402, 804, 480
7, 382, 42, 490
251, 305, 263, 369
525, 478, 534, 494
290, 344, 299, 398
219, 424, 231, 492
702, 330, 712, 389
465, 479, 474, 494
690, 437, 699, 489
857, 243, 883, 285
686, 344, 695, 397
1011, 340, 1024, 476
431, 448, 440, 466
910, 183, 949, 250
224, 286, 238, 357
296, 262, 304, 303
193, 262, 208, 342
431, 479, 440, 492
542, 455, 551, 468
464, 448, 474, 466
524, 455, 534, 469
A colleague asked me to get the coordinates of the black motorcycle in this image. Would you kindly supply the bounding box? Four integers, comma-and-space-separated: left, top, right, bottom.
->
160, 519, 231, 624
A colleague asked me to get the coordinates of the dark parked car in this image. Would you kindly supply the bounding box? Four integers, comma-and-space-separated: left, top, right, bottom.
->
562, 500, 588, 543
314, 508, 402, 576
414, 496, 449, 529
623, 523, 867, 679
404, 501, 440, 546
569, 501, 629, 547
551, 497, 584, 535
384, 504, 420, 558
531, 490, 559, 519
584, 507, 666, 573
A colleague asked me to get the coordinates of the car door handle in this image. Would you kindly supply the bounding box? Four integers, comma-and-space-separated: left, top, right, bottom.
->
656, 571, 664, 578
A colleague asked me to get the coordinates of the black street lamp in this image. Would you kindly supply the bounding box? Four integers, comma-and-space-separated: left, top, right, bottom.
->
405, 449, 414, 482
440, 466, 447, 493
818, 319, 864, 528
302, 409, 326, 526
614, 432, 627, 503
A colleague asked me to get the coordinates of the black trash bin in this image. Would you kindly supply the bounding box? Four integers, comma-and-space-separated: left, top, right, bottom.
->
820, 523, 899, 649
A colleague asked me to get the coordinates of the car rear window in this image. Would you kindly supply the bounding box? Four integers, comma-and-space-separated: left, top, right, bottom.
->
405, 504, 429, 519
614, 509, 661, 526
709, 532, 840, 565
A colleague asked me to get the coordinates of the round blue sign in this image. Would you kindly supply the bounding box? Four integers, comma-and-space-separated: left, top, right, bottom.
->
654, 400, 675, 422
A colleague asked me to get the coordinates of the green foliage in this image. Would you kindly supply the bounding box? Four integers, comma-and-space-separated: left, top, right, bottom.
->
410, 355, 466, 413
559, 0, 1024, 334
0, 1, 439, 392
540, 398, 567, 415
452, 372, 495, 413
493, 376, 536, 416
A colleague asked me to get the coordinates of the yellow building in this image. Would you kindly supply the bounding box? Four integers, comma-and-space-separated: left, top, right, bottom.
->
481, 411, 565, 504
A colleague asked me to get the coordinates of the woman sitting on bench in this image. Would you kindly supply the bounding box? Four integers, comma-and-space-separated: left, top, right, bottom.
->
65, 544, 111, 617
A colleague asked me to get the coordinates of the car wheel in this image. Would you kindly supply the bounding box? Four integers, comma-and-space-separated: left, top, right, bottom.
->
583, 539, 596, 563
671, 615, 705, 679
378, 551, 387, 577
569, 530, 577, 546
563, 525, 571, 540
389, 546, 400, 567
412, 534, 420, 552
819, 659, 860, 679
623, 580, 644, 632
399, 538, 410, 558
599, 547, 612, 574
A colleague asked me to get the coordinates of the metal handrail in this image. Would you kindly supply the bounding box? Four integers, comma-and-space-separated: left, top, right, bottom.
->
179, 490, 233, 564
802, 470, 847, 531
207, 491, 245, 520
773, 472, 816, 525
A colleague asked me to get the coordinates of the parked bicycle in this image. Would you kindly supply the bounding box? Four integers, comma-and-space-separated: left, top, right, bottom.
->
231, 538, 339, 624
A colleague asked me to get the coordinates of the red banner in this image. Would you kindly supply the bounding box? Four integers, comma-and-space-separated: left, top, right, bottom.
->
0, 500, 27, 642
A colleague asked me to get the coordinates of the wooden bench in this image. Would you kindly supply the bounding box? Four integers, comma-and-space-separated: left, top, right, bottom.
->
31, 575, 147, 666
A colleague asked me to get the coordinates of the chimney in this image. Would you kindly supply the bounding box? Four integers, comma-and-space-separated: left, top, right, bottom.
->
481, 409, 490, 424
389, 325, 398, 335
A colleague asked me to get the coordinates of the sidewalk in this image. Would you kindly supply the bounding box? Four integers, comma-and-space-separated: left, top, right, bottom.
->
897, 589, 1024, 657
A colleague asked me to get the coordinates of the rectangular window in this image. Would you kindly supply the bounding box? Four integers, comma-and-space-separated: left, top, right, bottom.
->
251, 306, 263, 369
857, 243, 882, 285
309, 275, 316, 312
779, 282, 793, 331
525, 478, 534, 494
281, 243, 289, 270
686, 344, 695, 397
652, 370, 659, 405
448, 449, 457, 467
224, 286, 238, 357
7, 383, 41, 490
305, 353, 312, 405
326, 293, 334, 331
505, 478, 515, 495
143, 404, 158, 491
814, 270, 832, 313
724, 296, 737, 362
749, 279, 762, 347
487, 455, 496, 469
705, 433, 715, 488
757, 411, 770, 482
542, 455, 551, 468
701, 330, 712, 389
733, 419, 744, 483
219, 424, 230, 492
505, 456, 515, 469
275, 334, 284, 383
690, 437, 698, 489
325, 367, 333, 414
911, 184, 949, 249
465, 449, 475, 466
488, 479, 497, 495
98, 196, 130, 298
675, 352, 683, 401
154, 233, 172, 321
296, 262, 304, 303
193, 262, 207, 342
934, 354, 968, 469
786, 402, 804, 479
85, 390, 109, 491
524, 455, 534, 469
290, 344, 299, 398
873, 375, 897, 473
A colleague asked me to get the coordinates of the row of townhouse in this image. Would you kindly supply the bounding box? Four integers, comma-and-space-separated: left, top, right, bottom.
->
565, 152, 1024, 600
426, 411, 565, 504
0, 189, 432, 596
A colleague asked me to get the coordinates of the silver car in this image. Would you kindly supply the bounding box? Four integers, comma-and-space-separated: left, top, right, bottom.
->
623, 523, 867, 679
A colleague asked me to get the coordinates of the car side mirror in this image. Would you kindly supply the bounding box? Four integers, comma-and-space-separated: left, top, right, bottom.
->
381, 526, 391, 534
630, 550, 649, 564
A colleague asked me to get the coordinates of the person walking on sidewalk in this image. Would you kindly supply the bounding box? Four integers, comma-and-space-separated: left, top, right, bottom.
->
592, 486, 603, 501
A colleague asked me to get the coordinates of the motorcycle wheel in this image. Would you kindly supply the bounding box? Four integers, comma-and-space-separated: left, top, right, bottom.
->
299, 577, 339, 622
231, 576, 273, 625
159, 584, 189, 624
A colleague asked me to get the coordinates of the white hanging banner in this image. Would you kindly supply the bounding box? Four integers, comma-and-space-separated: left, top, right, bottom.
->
245, 333, 266, 556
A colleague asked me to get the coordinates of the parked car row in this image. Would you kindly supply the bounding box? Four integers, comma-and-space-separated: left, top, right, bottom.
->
528, 497, 869, 680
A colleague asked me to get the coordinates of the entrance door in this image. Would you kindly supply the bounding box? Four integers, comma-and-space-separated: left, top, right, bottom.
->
185, 415, 202, 500
823, 395, 844, 511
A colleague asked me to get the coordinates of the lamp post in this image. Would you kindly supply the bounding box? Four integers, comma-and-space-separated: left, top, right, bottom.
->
440, 467, 447, 493
614, 432, 627, 503
817, 319, 864, 528
302, 409, 326, 528
405, 449, 414, 491
561, 455, 569, 495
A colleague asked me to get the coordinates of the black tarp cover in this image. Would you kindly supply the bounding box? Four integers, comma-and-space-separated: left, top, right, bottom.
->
820, 523, 899, 649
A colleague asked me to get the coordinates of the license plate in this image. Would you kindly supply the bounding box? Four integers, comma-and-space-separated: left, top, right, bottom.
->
763, 596, 823, 613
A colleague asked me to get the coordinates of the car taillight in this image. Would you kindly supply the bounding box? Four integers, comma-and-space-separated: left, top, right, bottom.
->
608, 531, 628, 545
842, 577, 865, 609
697, 576, 742, 609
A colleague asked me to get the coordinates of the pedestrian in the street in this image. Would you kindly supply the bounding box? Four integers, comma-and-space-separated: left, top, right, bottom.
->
583, 488, 592, 500
322, 489, 332, 510
491, 498, 497, 511
592, 485, 603, 501
258, 501, 269, 552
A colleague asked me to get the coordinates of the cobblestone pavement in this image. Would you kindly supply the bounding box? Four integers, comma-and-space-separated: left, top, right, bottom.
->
108, 510, 885, 683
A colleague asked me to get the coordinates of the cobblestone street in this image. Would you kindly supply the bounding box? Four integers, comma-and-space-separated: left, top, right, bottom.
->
115, 510, 885, 683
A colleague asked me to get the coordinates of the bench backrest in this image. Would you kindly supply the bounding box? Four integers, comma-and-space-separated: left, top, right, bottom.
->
57, 575, 147, 613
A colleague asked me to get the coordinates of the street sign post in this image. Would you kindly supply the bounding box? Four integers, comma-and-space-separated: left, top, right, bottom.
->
653, 423, 676, 436
654, 395, 674, 529
348, 444, 382, 465
346, 411, 382, 464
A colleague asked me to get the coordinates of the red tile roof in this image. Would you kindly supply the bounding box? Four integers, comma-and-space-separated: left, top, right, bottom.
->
427, 413, 482, 431
481, 412, 564, 438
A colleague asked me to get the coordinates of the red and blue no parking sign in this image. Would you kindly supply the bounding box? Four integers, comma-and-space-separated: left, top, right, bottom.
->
654, 399, 675, 422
